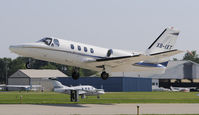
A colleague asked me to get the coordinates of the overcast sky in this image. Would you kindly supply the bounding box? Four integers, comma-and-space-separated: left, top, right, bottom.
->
0, 0, 198, 59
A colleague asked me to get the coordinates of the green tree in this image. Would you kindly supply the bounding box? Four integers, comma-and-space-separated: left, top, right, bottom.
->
183, 50, 199, 63
40, 63, 57, 69
173, 58, 178, 61
0, 58, 12, 84
8, 57, 26, 76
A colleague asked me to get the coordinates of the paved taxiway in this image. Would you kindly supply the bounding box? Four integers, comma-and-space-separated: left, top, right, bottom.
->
0, 104, 199, 115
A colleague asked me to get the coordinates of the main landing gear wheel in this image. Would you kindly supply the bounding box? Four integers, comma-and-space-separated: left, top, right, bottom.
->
25, 62, 32, 69
72, 68, 80, 80
101, 71, 109, 80
26, 58, 32, 69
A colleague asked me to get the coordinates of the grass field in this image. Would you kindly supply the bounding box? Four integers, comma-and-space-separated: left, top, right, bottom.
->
0, 91, 199, 104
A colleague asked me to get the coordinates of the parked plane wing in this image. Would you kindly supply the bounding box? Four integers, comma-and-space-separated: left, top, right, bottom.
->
78, 90, 87, 95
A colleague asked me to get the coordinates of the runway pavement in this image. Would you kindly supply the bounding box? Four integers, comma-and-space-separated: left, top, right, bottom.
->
0, 104, 199, 115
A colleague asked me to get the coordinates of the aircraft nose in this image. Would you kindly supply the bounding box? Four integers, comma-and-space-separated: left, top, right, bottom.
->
9, 45, 24, 53
9, 43, 42, 56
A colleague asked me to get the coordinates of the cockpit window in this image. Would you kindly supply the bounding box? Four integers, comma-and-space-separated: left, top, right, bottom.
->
38, 37, 52, 46
53, 39, 60, 47
38, 38, 60, 47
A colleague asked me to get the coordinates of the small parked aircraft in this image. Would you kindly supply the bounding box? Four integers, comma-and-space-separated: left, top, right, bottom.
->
170, 86, 190, 92
51, 79, 105, 98
9, 27, 183, 80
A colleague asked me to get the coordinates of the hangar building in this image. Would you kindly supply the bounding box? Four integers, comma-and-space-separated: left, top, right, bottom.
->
57, 77, 152, 92
150, 60, 199, 88
8, 69, 67, 91
8, 69, 152, 92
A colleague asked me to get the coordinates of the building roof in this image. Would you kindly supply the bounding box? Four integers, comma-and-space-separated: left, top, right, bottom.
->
150, 60, 199, 79
9, 69, 68, 78
111, 60, 199, 79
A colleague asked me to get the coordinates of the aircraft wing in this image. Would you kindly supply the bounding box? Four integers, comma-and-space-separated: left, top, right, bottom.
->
6, 85, 30, 88
78, 90, 87, 95
87, 49, 183, 67
150, 49, 183, 58
88, 54, 148, 67
6, 85, 41, 88
78, 90, 96, 95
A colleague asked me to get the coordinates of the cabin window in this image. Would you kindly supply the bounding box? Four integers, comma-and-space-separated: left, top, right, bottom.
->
90, 48, 94, 53
78, 45, 81, 51
53, 39, 60, 47
84, 47, 88, 52
71, 44, 74, 50
107, 49, 113, 57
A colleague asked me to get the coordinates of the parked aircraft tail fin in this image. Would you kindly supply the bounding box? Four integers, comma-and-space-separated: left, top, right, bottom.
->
49, 79, 66, 89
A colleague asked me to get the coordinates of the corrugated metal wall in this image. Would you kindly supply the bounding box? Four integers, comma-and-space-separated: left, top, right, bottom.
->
8, 77, 30, 85
31, 78, 54, 91
57, 77, 152, 92
123, 77, 152, 91
8, 77, 30, 91
150, 61, 199, 79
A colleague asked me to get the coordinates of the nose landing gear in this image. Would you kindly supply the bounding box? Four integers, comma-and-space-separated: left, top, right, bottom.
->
72, 67, 80, 80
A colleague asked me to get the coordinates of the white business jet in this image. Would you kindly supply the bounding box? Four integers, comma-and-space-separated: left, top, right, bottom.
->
9, 27, 183, 80
51, 80, 105, 98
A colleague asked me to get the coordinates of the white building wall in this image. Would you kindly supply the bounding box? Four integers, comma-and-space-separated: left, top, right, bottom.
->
8, 77, 30, 91
8, 78, 30, 85
31, 78, 53, 91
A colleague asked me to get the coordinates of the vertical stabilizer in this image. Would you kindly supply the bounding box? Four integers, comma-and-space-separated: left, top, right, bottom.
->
52, 80, 66, 88
146, 27, 180, 55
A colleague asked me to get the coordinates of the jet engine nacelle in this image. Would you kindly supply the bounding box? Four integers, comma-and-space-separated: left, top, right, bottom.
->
107, 49, 132, 57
